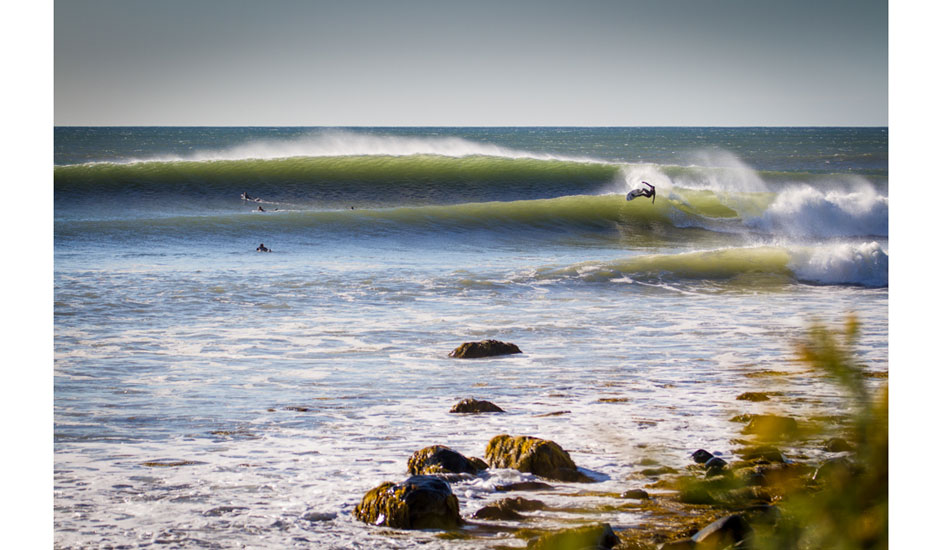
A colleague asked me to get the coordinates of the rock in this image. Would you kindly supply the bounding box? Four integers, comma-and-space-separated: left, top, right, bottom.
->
472, 496, 544, 520
823, 437, 854, 452
640, 466, 677, 477
692, 514, 752, 549
741, 415, 798, 440
202, 506, 248, 517
736, 392, 770, 402
495, 481, 554, 492
449, 398, 505, 413
407, 445, 487, 476
812, 457, 857, 486
736, 445, 787, 464
485, 435, 593, 483
704, 457, 728, 476
352, 475, 462, 530
472, 504, 524, 521
528, 523, 620, 550
621, 489, 650, 499
300, 511, 336, 522
449, 340, 522, 359
691, 449, 715, 464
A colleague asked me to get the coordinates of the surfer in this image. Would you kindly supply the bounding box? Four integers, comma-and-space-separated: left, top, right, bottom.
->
241, 192, 254, 201
256, 243, 271, 252
626, 182, 656, 204
257, 206, 266, 212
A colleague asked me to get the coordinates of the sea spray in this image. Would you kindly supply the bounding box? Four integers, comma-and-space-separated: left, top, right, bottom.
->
747, 182, 888, 238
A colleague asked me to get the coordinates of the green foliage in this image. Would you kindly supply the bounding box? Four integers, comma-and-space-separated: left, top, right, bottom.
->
759, 315, 888, 550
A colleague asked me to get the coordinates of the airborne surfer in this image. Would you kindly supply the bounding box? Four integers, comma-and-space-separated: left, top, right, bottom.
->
626, 181, 656, 204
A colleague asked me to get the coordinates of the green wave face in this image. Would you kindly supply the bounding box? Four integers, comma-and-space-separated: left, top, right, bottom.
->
541, 246, 795, 283
54, 155, 623, 207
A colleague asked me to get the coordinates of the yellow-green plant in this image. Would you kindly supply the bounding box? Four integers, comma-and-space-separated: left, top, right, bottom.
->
759, 315, 887, 550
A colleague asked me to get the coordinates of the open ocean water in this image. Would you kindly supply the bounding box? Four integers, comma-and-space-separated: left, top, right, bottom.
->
54, 127, 888, 548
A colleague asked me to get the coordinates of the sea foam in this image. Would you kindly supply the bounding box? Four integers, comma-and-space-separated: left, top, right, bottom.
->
788, 242, 889, 287
746, 182, 888, 238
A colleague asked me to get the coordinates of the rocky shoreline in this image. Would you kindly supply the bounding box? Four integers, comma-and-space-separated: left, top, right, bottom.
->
350, 331, 887, 550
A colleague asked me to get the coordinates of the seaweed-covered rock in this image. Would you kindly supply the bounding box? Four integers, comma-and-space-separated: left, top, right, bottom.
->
736, 445, 787, 464
741, 415, 798, 440
408, 445, 487, 476
495, 481, 554, 492
528, 523, 620, 550
485, 434, 593, 482
450, 398, 505, 413
353, 475, 461, 530
703, 457, 728, 476
472, 496, 544, 520
691, 514, 752, 549
736, 392, 770, 402
823, 437, 854, 452
449, 340, 522, 359
621, 489, 650, 499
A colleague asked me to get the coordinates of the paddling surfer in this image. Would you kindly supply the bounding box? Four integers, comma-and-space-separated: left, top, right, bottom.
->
626, 181, 656, 204
256, 243, 271, 252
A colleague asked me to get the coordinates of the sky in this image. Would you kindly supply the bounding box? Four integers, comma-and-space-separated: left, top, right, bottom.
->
54, 0, 888, 126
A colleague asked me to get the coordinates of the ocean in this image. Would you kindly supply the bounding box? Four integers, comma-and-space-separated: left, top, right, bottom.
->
54, 127, 888, 548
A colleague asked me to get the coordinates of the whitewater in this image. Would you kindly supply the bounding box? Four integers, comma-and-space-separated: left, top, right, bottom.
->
54, 127, 887, 548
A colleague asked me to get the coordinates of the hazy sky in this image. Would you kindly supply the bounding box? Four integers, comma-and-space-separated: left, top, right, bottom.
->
54, 0, 887, 126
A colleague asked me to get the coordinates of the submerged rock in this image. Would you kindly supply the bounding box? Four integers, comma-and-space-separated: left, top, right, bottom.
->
407, 445, 487, 476
449, 398, 505, 413
485, 434, 593, 483
353, 475, 461, 530
736, 392, 770, 402
300, 511, 336, 522
495, 481, 554, 492
449, 340, 522, 359
528, 523, 620, 550
472, 496, 545, 520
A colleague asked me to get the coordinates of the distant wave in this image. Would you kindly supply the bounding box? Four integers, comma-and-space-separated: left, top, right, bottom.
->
536, 243, 888, 288
55, 144, 888, 241
54, 155, 623, 203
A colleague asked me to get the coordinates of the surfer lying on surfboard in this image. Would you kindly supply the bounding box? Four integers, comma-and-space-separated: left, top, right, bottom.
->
626, 181, 656, 203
